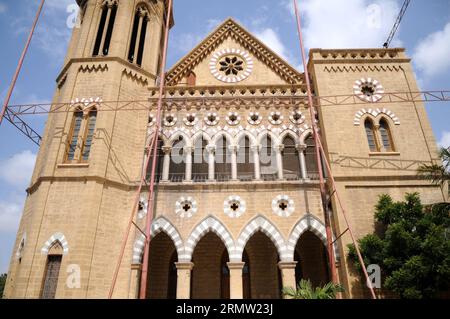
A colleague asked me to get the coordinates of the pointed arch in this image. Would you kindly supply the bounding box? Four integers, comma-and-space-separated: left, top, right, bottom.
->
212, 131, 234, 146
279, 130, 300, 146
41, 232, 69, 255
235, 131, 257, 147
286, 215, 339, 261
192, 131, 212, 145
132, 217, 184, 264
182, 216, 235, 262
235, 216, 288, 262
257, 130, 280, 147
168, 131, 192, 147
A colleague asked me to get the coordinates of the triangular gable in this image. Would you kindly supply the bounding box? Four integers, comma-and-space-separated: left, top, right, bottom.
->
166, 18, 304, 86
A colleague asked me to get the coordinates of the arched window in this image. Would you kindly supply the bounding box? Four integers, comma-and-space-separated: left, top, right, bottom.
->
169, 137, 186, 182
242, 250, 251, 299
146, 138, 164, 182
237, 136, 253, 181
379, 118, 395, 152
282, 136, 301, 180
365, 119, 379, 152
187, 72, 196, 86
128, 6, 149, 66
305, 135, 319, 179
260, 135, 277, 181
220, 249, 230, 299
215, 136, 232, 182
67, 110, 83, 162
41, 242, 63, 299
93, 0, 118, 57
192, 137, 208, 182
81, 108, 97, 161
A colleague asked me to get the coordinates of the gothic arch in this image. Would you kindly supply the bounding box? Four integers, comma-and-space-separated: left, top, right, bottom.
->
41, 232, 69, 255
182, 216, 235, 262
286, 214, 339, 261
279, 130, 300, 146
257, 130, 280, 147
168, 131, 192, 147
132, 217, 184, 264
212, 131, 234, 147
235, 131, 258, 147
353, 108, 401, 126
235, 216, 288, 262
299, 129, 314, 145
192, 131, 212, 145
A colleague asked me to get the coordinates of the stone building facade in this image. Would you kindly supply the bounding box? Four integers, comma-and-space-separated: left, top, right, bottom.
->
4, 0, 447, 299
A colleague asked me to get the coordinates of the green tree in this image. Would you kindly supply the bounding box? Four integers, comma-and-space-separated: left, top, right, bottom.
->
282, 279, 344, 299
418, 147, 450, 189
0, 273, 6, 299
348, 193, 450, 299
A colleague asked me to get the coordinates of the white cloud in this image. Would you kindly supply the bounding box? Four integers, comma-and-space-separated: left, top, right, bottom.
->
0, 3, 7, 13
0, 200, 22, 233
438, 131, 450, 148
283, 0, 401, 49
254, 28, 289, 60
413, 23, 450, 79
0, 150, 36, 189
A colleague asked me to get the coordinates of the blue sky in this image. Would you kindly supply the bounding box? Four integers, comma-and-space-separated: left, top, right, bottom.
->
0, 0, 449, 274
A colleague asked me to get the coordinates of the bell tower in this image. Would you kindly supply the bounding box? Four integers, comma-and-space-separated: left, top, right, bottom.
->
4, 0, 173, 298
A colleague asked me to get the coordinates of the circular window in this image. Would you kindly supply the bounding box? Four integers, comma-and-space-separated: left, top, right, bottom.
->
205, 112, 219, 126
272, 195, 295, 217
164, 114, 177, 127
226, 112, 241, 126
137, 197, 148, 219
290, 111, 305, 125
248, 112, 262, 125
209, 49, 253, 83
224, 195, 246, 218
183, 113, 198, 127
269, 112, 283, 125
175, 197, 198, 218
354, 78, 384, 102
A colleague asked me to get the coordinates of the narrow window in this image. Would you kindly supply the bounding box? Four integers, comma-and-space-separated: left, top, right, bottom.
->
365, 119, 379, 152
93, 1, 117, 57
237, 136, 253, 181
128, 7, 149, 66
41, 242, 63, 300
282, 136, 301, 180
379, 118, 394, 152
187, 72, 196, 86
67, 111, 83, 161
169, 137, 186, 182
146, 138, 164, 182
81, 109, 97, 161
192, 137, 208, 182
215, 136, 232, 182
260, 136, 277, 181
305, 135, 319, 179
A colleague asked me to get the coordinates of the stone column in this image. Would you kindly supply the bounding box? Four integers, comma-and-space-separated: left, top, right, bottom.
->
251, 145, 261, 180
275, 145, 284, 180
296, 144, 308, 180
128, 264, 142, 299
278, 261, 298, 299
207, 145, 216, 181
176, 262, 194, 299
162, 146, 172, 182
184, 146, 193, 182
227, 262, 245, 299
229, 145, 238, 181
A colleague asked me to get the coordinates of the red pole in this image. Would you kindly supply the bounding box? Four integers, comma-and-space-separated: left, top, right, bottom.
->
292, 0, 338, 284
139, 0, 173, 299
0, 0, 45, 125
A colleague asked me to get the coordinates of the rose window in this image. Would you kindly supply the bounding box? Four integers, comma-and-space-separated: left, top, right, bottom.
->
272, 195, 295, 217
354, 78, 384, 103
183, 113, 198, 126
226, 112, 241, 126
248, 112, 262, 125
290, 111, 305, 125
269, 112, 283, 125
224, 195, 246, 218
175, 197, 198, 218
164, 114, 177, 127
210, 49, 253, 83
205, 113, 219, 126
